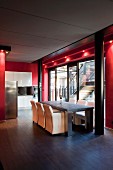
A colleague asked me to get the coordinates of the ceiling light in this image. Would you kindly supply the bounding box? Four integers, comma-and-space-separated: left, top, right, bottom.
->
66, 58, 70, 62
84, 52, 89, 57
109, 40, 113, 43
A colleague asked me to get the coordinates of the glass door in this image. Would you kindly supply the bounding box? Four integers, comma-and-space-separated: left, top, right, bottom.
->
69, 65, 77, 103
79, 60, 95, 102
49, 70, 55, 101
56, 65, 67, 101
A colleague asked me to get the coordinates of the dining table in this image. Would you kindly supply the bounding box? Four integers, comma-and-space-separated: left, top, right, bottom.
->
41, 101, 94, 136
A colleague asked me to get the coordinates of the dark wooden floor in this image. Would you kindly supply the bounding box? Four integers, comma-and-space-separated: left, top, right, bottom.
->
0, 109, 113, 170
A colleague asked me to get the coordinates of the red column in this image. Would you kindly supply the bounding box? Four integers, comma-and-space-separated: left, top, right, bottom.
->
42, 66, 48, 101
0, 51, 5, 121
106, 44, 113, 129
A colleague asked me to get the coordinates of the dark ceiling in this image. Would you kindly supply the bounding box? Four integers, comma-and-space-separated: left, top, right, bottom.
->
0, 0, 113, 63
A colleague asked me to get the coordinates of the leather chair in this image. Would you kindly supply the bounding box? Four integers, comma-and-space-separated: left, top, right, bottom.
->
74, 100, 95, 129
43, 104, 65, 135
36, 102, 45, 128
69, 97, 77, 103
30, 100, 38, 124
74, 100, 88, 128
87, 101, 95, 128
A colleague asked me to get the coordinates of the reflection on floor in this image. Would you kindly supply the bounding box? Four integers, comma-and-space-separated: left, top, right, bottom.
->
0, 109, 113, 170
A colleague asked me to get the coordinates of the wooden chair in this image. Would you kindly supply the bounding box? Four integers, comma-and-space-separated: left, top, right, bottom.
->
30, 100, 38, 124
43, 104, 65, 135
36, 102, 45, 128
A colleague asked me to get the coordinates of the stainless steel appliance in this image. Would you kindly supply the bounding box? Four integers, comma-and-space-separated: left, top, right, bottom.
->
5, 81, 18, 119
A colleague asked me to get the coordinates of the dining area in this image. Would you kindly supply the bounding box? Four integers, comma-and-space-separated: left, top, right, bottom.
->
0, 102, 111, 170
30, 100, 94, 137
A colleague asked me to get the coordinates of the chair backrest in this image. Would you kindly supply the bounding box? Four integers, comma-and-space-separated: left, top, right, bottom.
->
30, 100, 37, 112
30, 100, 38, 123
87, 101, 95, 107
36, 102, 44, 115
77, 100, 87, 105
43, 104, 53, 118
69, 98, 77, 103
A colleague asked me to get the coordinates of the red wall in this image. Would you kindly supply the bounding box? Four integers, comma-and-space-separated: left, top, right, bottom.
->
106, 44, 113, 129
42, 66, 48, 101
0, 52, 5, 121
5, 61, 38, 85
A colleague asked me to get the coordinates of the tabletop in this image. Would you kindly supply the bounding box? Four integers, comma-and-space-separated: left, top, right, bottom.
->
41, 101, 94, 112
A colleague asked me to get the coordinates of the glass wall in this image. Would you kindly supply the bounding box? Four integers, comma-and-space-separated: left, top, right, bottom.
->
49, 70, 55, 101
69, 65, 77, 102
79, 60, 95, 102
49, 60, 95, 102
56, 66, 67, 101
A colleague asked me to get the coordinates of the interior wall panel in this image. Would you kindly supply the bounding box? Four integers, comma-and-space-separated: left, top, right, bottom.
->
0, 52, 5, 121
106, 44, 113, 129
5, 61, 38, 86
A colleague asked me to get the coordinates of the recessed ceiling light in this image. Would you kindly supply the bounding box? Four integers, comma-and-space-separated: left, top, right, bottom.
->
66, 58, 70, 62
84, 52, 89, 57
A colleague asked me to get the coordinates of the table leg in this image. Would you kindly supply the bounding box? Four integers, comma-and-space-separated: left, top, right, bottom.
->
64, 111, 75, 136
85, 109, 93, 132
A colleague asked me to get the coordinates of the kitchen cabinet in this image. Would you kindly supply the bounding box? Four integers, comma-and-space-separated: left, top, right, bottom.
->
5, 71, 14, 81
18, 96, 33, 109
5, 71, 32, 86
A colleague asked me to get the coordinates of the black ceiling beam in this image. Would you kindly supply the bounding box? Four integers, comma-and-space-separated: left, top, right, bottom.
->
0, 45, 11, 52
